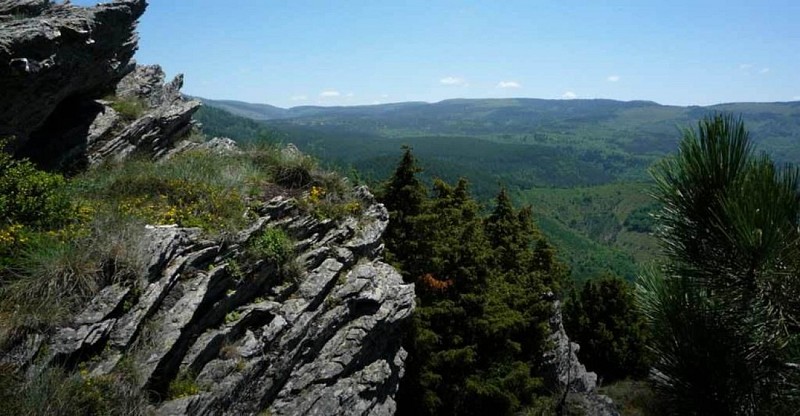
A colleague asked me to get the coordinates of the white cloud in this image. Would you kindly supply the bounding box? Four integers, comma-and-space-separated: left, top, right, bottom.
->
561, 91, 577, 99
290, 95, 307, 101
793, 96, 800, 101
345, 92, 355, 97
760, 67, 770, 74
497, 81, 521, 89
372, 101, 382, 105
607, 75, 620, 82
319, 90, 340, 97
440, 76, 467, 86
380, 94, 389, 98
739, 63, 753, 70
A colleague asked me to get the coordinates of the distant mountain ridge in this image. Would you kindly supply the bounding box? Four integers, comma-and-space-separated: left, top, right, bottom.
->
199, 96, 800, 167
198, 95, 799, 121
196, 96, 432, 120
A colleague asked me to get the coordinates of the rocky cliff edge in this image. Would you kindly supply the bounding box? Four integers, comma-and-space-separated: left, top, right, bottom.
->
0, 0, 199, 170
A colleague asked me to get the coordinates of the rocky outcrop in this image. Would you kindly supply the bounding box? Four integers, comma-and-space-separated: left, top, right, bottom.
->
544, 300, 620, 416
85, 64, 201, 165
1, 2, 414, 414
11, 188, 414, 416
0, 0, 199, 170
0, 0, 145, 144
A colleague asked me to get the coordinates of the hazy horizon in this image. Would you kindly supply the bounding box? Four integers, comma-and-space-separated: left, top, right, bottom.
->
199, 95, 800, 110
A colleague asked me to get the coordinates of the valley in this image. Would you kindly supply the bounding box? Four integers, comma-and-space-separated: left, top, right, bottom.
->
197, 98, 800, 280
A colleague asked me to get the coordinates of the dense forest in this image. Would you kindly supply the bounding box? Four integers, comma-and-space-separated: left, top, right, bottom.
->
197, 99, 800, 282
381, 115, 800, 415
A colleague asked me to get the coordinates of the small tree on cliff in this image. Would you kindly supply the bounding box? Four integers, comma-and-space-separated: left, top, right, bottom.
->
386, 165, 566, 415
381, 146, 428, 281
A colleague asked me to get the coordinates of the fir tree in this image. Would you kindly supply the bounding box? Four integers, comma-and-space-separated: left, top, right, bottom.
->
381, 146, 428, 281
564, 274, 650, 382
389, 170, 566, 415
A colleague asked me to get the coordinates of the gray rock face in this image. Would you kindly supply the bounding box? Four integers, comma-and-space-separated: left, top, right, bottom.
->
0, 1, 199, 170
0, 0, 145, 145
12, 191, 414, 416
85, 64, 201, 166
544, 301, 620, 416
544, 300, 598, 393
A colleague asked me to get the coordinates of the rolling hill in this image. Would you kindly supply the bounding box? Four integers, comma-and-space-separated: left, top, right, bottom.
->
195, 97, 800, 281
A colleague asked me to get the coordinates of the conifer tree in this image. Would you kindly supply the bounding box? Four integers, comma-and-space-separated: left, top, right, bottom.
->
485, 188, 529, 273
381, 146, 427, 280
385, 151, 569, 416
638, 114, 800, 414
564, 274, 649, 381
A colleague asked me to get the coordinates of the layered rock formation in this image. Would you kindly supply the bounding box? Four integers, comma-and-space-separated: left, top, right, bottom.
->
1, 2, 415, 414
86, 64, 201, 165
7, 189, 414, 416
0, 0, 199, 170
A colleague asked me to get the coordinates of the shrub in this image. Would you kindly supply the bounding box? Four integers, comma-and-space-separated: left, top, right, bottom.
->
248, 227, 293, 264
300, 182, 363, 220
0, 147, 72, 260
563, 274, 650, 382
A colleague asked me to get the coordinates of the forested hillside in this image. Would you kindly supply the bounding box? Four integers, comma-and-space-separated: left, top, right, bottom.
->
196, 98, 800, 281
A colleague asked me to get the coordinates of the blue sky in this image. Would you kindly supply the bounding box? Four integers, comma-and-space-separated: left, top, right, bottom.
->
77, 1, 799, 107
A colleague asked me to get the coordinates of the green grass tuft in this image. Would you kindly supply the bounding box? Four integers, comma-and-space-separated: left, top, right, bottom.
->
168, 371, 200, 399
106, 96, 149, 121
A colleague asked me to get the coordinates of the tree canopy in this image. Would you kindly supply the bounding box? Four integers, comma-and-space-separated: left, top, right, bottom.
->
382, 150, 567, 415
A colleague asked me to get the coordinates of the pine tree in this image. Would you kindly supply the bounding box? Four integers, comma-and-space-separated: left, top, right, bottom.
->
381, 146, 428, 281
385, 152, 569, 415
485, 188, 530, 273
564, 274, 649, 381
638, 114, 800, 414
398, 178, 492, 416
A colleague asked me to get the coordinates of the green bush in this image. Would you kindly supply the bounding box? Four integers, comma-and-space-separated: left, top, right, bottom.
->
248, 227, 293, 264
0, 148, 72, 260
299, 180, 362, 220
